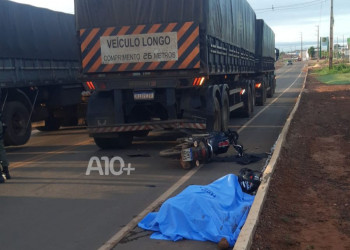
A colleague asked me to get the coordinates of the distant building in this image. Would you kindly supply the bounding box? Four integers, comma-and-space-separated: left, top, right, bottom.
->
334, 44, 349, 60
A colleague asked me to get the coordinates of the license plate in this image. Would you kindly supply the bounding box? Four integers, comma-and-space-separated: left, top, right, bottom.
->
181, 148, 193, 162
134, 90, 154, 101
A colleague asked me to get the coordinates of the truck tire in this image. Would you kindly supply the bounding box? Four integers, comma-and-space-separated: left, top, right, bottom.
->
94, 133, 133, 149
256, 82, 266, 106
251, 81, 256, 108
42, 116, 61, 131
132, 130, 150, 137
241, 87, 253, 117
272, 76, 276, 96
36, 112, 62, 131
267, 76, 275, 98
221, 91, 229, 132
3, 101, 32, 146
209, 97, 222, 132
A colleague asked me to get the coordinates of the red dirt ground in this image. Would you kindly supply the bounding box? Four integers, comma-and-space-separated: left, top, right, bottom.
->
251, 70, 350, 249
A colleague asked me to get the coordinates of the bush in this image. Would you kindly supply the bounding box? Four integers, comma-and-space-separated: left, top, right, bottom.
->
314, 63, 350, 75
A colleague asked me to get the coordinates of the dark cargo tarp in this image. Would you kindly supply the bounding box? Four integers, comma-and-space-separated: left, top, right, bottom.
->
255, 19, 275, 59
138, 174, 255, 246
0, 0, 79, 60
75, 0, 256, 54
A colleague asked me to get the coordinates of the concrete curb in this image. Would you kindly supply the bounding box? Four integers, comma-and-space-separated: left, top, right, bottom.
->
233, 66, 308, 250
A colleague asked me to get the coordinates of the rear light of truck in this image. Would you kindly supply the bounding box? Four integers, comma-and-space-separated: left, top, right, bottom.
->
85, 81, 107, 91
240, 89, 246, 95
86, 81, 96, 90
192, 77, 205, 86
255, 83, 262, 89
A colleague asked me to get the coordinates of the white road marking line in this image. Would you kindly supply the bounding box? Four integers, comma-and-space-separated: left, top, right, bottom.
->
238, 70, 305, 134
10, 139, 92, 170
98, 167, 202, 250
31, 130, 40, 136
98, 69, 307, 250
229, 125, 284, 129
234, 65, 308, 250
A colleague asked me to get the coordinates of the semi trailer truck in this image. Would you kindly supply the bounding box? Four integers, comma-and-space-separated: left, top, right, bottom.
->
0, 1, 85, 146
74, 0, 276, 149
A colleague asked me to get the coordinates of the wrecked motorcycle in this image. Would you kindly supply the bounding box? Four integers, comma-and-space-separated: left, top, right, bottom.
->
159, 129, 245, 169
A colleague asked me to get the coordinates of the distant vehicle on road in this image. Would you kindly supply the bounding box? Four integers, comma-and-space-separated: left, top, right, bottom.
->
287, 60, 293, 65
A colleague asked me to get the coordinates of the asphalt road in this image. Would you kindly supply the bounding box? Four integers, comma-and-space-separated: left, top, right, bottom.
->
0, 61, 306, 250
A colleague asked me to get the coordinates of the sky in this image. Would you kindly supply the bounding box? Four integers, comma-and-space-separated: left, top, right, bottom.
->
9, 0, 350, 52
247, 0, 350, 51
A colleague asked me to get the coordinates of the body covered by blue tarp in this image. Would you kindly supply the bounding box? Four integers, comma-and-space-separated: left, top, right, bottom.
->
138, 174, 255, 246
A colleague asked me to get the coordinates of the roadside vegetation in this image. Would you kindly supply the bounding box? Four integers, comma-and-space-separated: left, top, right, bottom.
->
309, 60, 350, 85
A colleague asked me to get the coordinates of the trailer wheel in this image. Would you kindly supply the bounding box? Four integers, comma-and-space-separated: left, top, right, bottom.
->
221, 91, 230, 132
272, 76, 276, 96
132, 130, 150, 137
267, 76, 275, 98
256, 82, 266, 106
251, 81, 256, 108
206, 96, 222, 132
94, 133, 133, 149
44, 116, 61, 131
212, 97, 222, 131
3, 101, 32, 146
36, 119, 61, 131
242, 87, 253, 117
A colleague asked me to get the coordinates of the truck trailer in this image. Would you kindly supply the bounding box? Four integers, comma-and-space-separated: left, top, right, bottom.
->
74, 0, 276, 149
0, 1, 85, 146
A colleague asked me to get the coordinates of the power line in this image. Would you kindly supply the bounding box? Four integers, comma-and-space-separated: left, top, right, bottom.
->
255, 0, 322, 11
255, 0, 328, 14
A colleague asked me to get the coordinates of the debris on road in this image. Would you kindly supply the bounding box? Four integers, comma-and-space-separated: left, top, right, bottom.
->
160, 129, 267, 169
127, 153, 151, 158
213, 153, 268, 165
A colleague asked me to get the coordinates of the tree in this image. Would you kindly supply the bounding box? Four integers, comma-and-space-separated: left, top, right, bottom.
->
308, 46, 315, 59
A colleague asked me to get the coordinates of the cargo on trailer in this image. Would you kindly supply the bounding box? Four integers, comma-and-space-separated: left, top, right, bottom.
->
255, 19, 276, 72
74, 0, 278, 150
0, 0, 85, 146
75, 0, 256, 75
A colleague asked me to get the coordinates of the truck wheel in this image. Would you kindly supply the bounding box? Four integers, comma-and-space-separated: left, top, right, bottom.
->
221, 91, 229, 132
132, 130, 150, 137
242, 87, 252, 117
212, 98, 222, 132
94, 133, 133, 149
267, 76, 275, 98
3, 101, 32, 146
36, 118, 61, 131
251, 81, 256, 108
45, 116, 61, 131
256, 82, 266, 106
272, 77, 276, 95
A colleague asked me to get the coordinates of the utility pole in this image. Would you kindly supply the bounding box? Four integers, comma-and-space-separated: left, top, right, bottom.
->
343, 35, 345, 62
300, 32, 303, 61
337, 36, 339, 59
316, 25, 319, 61
329, 0, 334, 69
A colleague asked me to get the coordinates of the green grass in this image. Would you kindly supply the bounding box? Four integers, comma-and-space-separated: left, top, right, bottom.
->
312, 63, 350, 85
317, 72, 350, 85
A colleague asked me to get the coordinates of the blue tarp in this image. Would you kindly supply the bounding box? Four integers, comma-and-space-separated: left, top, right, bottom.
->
138, 174, 255, 246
